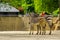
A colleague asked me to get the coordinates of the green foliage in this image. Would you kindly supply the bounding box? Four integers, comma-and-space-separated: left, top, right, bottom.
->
53, 8, 59, 16
0, 0, 59, 15
34, 0, 59, 14
34, 0, 42, 13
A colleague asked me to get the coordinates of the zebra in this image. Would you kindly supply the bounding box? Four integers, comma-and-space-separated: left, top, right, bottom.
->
29, 13, 39, 35
28, 12, 47, 35
36, 17, 46, 35
45, 15, 53, 35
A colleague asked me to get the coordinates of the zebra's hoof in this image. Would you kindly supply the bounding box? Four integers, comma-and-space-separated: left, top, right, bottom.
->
42, 33, 44, 35
39, 33, 41, 35
36, 33, 38, 35
44, 33, 46, 35
29, 33, 31, 35
49, 33, 51, 35
32, 33, 33, 35
42, 33, 43, 35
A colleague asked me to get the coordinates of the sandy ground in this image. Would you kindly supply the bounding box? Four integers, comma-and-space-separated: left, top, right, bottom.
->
0, 30, 60, 40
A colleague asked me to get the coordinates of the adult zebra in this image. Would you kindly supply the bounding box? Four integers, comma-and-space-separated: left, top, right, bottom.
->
29, 12, 39, 35
44, 12, 53, 35
36, 12, 53, 35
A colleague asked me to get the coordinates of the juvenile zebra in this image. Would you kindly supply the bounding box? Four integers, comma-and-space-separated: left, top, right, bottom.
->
36, 17, 46, 35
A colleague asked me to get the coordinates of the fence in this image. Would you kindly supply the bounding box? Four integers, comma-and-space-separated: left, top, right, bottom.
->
0, 16, 59, 31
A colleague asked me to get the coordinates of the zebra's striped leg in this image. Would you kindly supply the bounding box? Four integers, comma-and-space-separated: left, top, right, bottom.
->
41, 27, 44, 35
49, 27, 52, 35
36, 25, 39, 35
29, 26, 32, 35
39, 27, 41, 35
31, 24, 34, 35
29, 28, 31, 35
49, 25, 52, 35
44, 25, 46, 35
42, 27, 46, 35
44, 27, 46, 35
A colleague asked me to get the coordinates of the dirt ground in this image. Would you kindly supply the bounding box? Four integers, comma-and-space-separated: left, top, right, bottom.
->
0, 30, 60, 40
